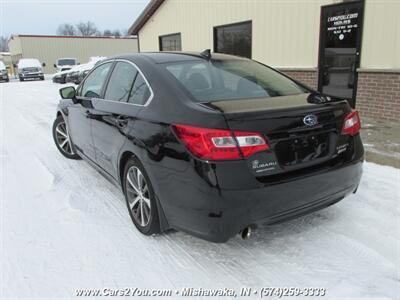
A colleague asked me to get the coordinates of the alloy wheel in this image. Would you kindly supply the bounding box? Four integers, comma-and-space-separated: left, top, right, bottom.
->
126, 166, 152, 227
55, 121, 75, 156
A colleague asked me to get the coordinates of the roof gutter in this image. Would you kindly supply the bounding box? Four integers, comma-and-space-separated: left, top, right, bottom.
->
128, 0, 165, 35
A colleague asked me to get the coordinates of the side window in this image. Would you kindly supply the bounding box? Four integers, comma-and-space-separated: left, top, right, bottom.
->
104, 62, 138, 102
80, 62, 112, 98
128, 72, 151, 105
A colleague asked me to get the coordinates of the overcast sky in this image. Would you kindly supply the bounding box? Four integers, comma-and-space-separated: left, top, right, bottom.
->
0, 0, 151, 37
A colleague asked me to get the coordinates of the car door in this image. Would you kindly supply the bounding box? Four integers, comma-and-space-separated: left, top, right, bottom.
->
67, 62, 113, 160
90, 60, 152, 179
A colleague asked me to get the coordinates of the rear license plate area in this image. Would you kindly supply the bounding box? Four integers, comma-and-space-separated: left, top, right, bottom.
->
275, 133, 330, 166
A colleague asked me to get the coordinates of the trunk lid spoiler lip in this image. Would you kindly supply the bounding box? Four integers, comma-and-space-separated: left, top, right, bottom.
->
197, 93, 349, 115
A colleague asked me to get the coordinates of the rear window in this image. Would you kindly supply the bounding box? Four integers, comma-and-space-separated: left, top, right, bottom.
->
164, 59, 306, 102
58, 59, 76, 66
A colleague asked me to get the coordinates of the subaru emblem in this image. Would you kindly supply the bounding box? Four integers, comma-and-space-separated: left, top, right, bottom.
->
303, 114, 318, 126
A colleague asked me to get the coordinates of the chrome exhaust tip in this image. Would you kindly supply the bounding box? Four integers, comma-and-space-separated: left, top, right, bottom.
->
240, 227, 252, 240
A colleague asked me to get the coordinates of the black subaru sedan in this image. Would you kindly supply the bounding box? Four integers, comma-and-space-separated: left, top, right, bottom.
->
52, 52, 363, 242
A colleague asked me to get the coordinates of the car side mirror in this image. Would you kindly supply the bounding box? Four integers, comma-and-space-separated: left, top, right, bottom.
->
60, 86, 76, 99
42, 62, 46, 67
53, 64, 57, 68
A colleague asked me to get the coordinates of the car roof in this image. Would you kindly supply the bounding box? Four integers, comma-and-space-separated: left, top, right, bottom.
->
109, 51, 248, 64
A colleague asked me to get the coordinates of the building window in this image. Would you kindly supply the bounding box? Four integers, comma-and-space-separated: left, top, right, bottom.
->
214, 21, 252, 59
159, 33, 182, 51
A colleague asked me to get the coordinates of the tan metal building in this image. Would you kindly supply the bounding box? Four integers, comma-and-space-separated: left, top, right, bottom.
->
0, 52, 13, 73
8, 35, 139, 73
129, 0, 400, 121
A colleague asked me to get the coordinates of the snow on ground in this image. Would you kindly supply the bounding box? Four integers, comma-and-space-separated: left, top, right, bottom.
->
0, 79, 399, 299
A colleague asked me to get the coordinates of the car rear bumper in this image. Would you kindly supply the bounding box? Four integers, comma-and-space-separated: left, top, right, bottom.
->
19, 73, 44, 79
153, 159, 363, 242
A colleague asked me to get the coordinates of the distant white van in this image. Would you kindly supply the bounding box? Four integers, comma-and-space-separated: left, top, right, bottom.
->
17, 58, 45, 81
54, 58, 78, 72
0, 61, 9, 82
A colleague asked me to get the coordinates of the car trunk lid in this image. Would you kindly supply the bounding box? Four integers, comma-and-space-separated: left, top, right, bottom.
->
202, 93, 352, 178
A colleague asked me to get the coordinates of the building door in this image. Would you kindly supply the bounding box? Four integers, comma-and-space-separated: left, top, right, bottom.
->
318, 1, 364, 107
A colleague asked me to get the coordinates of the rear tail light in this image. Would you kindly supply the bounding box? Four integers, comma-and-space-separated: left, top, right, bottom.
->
172, 124, 269, 161
342, 110, 361, 136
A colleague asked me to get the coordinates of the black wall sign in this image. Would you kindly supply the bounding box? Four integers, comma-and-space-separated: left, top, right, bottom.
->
325, 7, 360, 48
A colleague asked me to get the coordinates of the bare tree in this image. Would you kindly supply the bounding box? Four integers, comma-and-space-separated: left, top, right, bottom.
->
103, 29, 113, 36
102, 29, 124, 37
112, 30, 121, 37
102, 29, 123, 37
56, 22, 128, 37
76, 21, 99, 36
0, 36, 9, 52
57, 24, 76, 36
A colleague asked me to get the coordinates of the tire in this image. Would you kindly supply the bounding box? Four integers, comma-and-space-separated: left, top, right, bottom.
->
123, 157, 161, 235
40, 77, 45, 81
19, 78, 24, 82
5, 78, 9, 82
52, 115, 80, 160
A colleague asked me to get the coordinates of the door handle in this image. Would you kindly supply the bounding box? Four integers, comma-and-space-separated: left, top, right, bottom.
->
86, 110, 110, 120
85, 110, 94, 119
115, 115, 129, 128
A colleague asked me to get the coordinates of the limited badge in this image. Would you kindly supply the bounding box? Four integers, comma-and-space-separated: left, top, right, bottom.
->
336, 143, 349, 154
